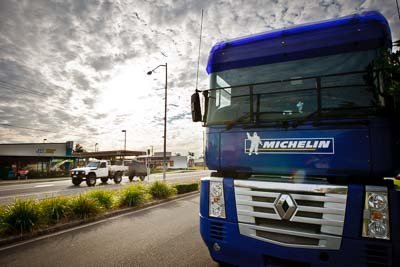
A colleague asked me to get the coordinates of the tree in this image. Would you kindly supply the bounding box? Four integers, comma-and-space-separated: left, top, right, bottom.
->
372, 49, 400, 97
75, 144, 85, 153
365, 49, 400, 110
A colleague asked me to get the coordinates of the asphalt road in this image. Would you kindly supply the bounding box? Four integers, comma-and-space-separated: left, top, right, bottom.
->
0, 170, 211, 205
0, 194, 218, 267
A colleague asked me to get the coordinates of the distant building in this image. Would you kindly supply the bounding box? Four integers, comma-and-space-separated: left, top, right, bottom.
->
169, 156, 188, 169
194, 158, 205, 167
137, 152, 188, 170
0, 141, 75, 178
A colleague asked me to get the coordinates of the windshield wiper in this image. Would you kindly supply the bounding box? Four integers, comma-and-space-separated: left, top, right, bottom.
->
225, 112, 251, 130
292, 107, 373, 128
225, 111, 284, 130
291, 111, 320, 128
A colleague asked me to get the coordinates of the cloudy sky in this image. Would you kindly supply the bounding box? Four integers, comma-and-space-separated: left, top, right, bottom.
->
0, 0, 399, 157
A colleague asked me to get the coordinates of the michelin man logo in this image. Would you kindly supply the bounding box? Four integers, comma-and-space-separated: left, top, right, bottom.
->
246, 132, 262, 155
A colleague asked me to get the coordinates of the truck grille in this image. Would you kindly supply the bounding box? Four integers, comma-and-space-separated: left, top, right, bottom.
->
234, 180, 347, 250
361, 244, 391, 267
209, 221, 226, 242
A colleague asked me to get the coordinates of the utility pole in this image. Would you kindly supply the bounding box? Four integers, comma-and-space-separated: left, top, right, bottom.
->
147, 63, 168, 181
122, 130, 126, 159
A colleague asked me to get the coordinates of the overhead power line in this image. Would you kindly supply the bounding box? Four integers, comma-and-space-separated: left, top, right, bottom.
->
0, 123, 56, 133
0, 123, 119, 138
0, 80, 47, 97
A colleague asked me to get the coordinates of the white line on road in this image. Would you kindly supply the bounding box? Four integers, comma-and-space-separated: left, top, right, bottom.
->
34, 184, 55, 188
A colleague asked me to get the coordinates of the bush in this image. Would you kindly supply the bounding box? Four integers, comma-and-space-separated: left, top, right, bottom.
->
148, 181, 177, 199
2, 199, 41, 233
88, 190, 114, 209
39, 197, 71, 225
118, 184, 148, 207
173, 182, 199, 194
0, 206, 8, 234
70, 194, 101, 219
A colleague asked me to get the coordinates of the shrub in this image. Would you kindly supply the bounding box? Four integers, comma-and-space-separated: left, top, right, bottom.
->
0, 206, 8, 234
118, 184, 148, 207
70, 194, 101, 219
39, 197, 71, 225
88, 190, 114, 209
2, 199, 41, 233
173, 182, 199, 194
148, 181, 177, 199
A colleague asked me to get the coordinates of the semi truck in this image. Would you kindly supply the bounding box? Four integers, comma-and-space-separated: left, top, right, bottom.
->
70, 160, 125, 186
192, 11, 400, 267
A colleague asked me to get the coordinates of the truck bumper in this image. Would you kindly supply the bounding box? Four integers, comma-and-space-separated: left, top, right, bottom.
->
200, 215, 400, 267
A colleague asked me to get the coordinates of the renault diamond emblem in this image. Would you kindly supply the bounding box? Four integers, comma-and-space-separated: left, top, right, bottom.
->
274, 194, 297, 220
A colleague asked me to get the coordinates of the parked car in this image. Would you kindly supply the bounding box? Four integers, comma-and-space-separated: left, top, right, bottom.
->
16, 169, 30, 179
127, 159, 147, 181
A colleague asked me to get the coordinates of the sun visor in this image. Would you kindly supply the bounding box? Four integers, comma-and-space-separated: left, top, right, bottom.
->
206, 11, 392, 74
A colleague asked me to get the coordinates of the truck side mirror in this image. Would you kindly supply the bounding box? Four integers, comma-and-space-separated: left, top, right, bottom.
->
191, 91, 202, 122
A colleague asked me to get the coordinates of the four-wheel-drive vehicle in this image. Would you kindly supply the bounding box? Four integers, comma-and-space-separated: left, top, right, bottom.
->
127, 159, 147, 181
70, 160, 125, 186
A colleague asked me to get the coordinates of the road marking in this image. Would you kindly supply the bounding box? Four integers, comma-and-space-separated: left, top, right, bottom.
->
0, 187, 95, 201
0, 180, 70, 192
0, 193, 200, 252
34, 184, 55, 188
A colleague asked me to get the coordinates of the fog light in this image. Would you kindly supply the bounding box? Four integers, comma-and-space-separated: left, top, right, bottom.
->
368, 220, 388, 238
213, 242, 221, 251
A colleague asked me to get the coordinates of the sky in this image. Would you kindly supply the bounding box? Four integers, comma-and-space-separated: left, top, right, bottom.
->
0, 0, 399, 157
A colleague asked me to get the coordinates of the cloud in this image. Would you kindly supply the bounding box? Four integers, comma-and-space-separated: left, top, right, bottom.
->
0, 0, 399, 157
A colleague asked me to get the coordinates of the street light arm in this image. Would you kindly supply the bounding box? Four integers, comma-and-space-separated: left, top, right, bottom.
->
147, 64, 167, 75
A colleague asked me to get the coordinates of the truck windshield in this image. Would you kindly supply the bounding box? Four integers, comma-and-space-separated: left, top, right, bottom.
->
87, 162, 100, 168
206, 50, 378, 125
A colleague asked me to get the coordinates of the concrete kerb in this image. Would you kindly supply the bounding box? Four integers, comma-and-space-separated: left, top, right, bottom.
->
0, 190, 200, 247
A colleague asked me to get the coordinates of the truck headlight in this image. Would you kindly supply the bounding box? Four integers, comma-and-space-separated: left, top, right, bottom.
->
368, 193, 387, 210
209, 178, 226, 219
362, 187, 390, 240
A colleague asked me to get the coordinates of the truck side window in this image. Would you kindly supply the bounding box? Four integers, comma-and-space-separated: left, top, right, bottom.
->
100, 162, 106, 168
216, 75, 232, 109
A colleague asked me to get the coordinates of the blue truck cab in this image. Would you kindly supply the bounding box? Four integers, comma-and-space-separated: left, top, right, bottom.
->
192, 11, 400, 266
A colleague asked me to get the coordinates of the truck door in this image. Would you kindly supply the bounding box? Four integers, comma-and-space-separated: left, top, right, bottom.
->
98, 162, 109, 177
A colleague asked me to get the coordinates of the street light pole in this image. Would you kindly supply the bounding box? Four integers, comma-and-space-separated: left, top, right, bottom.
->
147, 63, 167, 181
122, 130, 126, 159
